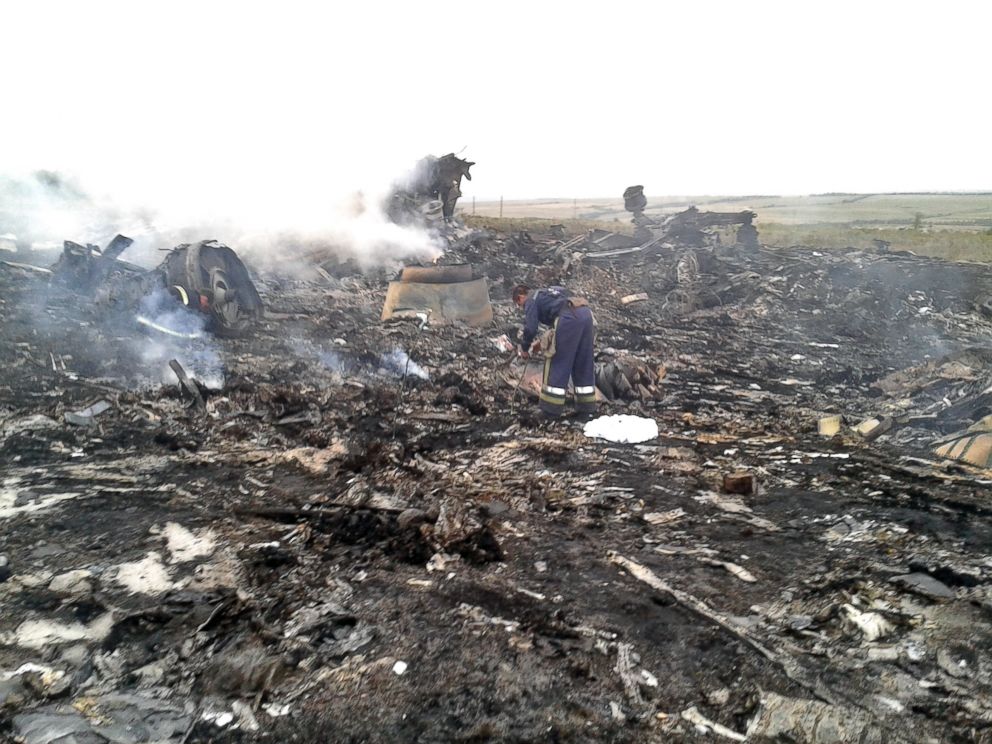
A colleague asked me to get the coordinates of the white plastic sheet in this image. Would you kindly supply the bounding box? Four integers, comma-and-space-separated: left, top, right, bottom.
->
583, 414, 658, 444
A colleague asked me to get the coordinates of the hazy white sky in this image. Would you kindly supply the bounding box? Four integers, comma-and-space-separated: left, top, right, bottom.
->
2, 0, 990, 211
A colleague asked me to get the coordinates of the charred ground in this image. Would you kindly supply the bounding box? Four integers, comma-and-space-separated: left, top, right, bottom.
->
2, 229, 992, 743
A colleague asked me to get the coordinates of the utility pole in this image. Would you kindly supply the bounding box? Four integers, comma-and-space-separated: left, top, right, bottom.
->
472, 196, 476, 215
499, 196, 503, 218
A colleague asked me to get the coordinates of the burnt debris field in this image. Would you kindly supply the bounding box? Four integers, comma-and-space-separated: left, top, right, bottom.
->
2, 204, 992, 744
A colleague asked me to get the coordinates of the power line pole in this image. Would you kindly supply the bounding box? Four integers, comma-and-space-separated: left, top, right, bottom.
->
499, 196, 503, 218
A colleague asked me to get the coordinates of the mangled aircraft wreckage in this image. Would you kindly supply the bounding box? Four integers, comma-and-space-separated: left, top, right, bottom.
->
624, 185, 760, 249
387, 153, 475, 225
51, 236, 264, 337
2, 183, 992, 743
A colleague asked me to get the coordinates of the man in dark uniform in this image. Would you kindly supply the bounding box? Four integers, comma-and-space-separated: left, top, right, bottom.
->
512, 284, 597, 418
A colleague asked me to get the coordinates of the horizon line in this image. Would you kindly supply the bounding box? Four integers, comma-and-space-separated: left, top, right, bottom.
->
469, 191, 992, 202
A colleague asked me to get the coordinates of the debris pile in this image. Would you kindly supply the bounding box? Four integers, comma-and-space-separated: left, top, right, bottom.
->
1, 211, 992, 742
545, 186, 761, 265
50, 236, 264, 337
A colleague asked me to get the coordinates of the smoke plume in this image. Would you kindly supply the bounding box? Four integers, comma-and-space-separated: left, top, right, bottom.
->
136, 290, 225, 389
0, 158, 449, 273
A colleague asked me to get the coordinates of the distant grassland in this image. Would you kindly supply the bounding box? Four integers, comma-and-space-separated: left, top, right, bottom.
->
461, 193, 992, 262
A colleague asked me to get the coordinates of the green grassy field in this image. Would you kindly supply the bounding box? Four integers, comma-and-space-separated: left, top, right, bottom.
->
461, 193, 992, 261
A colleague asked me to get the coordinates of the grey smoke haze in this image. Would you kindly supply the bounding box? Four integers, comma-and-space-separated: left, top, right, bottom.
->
291, 339, 429, 382
379, 348, 429, 381
0, 172, 153, 253
136, 290, 225, 389
0, 164, 446, 272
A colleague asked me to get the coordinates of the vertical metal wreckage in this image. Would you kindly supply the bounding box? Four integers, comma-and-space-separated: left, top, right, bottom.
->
387, 153, 475, 225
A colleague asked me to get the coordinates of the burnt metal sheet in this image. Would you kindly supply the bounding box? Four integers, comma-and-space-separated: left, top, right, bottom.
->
587, 230, 640, 250
933, 415, 992, 468
400, 264, 473, 284
381, 277, 493, 326
934, 432, 992, 468
51, 235, 145, 289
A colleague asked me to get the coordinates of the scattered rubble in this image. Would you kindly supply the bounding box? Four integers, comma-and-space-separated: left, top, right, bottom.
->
1, 206, 992, 742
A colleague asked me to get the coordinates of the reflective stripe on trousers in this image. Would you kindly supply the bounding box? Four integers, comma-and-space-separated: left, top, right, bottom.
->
539, 307, 597, 416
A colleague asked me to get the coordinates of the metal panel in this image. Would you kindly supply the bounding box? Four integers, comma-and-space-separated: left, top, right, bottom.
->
399, 264, 473, 284
381, 277, 493, 326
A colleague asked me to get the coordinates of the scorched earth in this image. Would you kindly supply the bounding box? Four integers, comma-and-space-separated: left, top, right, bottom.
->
2, 222, 992, 743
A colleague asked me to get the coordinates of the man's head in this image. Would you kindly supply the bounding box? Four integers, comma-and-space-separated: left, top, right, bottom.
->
511, 284, 530, 308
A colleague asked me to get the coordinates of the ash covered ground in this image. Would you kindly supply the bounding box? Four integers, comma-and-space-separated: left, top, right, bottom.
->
2, 226, 992, 743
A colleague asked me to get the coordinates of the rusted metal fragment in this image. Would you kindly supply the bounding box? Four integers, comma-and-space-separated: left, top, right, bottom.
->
381, 269, 492, 326
722, 471, 756, 495
400, 264, 473, 284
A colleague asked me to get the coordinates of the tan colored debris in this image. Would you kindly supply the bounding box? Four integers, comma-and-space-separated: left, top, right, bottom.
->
818, 415, 841, 437
694, 491, 779, 531
853, 417, 890, 439
681, 706, 746, 741
278, 442, 348, 474
434, 499, 484, 548
747, 692, 886, 743
933, 415, 992, 468
620, 292, 649, 305
643, 508, 686, 526
660, 446, 695, 460
693, 432, 739, 444
701, 558, 757, 583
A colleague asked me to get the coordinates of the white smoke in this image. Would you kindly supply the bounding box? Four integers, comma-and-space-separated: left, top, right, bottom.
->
0, 171, 142, 253
379, 347, 429, 380
289, 339, 356, 377
0, 157, 449, 272
136, 290, 225, 389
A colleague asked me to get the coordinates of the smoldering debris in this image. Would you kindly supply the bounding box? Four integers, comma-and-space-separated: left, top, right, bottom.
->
3, 210, 992, 743
0, 167, 455, 280
159, 240, 264, 336
378, 348, 429, 380
388, 153, 475, 225
52, 236, 264, 339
